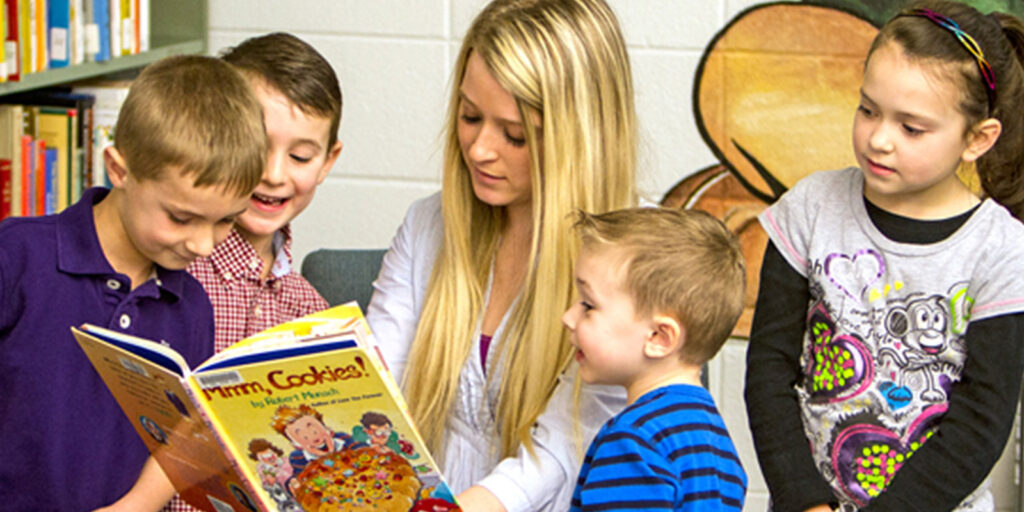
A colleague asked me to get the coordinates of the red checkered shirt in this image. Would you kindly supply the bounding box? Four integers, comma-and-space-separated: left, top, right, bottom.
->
165, 226, 328, 512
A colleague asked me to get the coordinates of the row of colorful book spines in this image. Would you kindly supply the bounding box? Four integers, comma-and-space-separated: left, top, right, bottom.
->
0, 0, 149, 83
0, 137, 107, 219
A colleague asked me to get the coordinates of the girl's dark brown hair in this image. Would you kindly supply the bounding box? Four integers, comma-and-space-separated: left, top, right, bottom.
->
871, 0, 1024, 219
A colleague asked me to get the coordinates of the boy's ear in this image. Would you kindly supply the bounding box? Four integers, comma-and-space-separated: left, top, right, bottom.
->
962, 118, 1001, 163
104, 147, 130, 188
317, 140, 343, 185
643, 314, 685, 360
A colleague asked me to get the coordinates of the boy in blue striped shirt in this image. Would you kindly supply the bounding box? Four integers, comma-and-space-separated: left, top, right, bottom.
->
563, 207, 748, 511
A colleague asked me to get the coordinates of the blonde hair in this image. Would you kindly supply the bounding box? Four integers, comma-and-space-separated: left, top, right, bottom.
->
575, 208, 746, 365
403, 0, 637, 459
114, 55, 265, 196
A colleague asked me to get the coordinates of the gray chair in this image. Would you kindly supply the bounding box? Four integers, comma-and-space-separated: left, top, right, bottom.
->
300, 248, 387, 309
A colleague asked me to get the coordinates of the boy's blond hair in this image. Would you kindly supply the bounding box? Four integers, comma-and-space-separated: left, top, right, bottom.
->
575, 207, 746, 366
220, 32, 342, 152
114, 55, 265, 196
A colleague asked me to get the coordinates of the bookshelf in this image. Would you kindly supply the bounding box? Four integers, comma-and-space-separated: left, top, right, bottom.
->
0, 0, 208, 97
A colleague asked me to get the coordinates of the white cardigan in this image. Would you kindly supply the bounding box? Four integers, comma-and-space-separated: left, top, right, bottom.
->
366, 193, 626, 511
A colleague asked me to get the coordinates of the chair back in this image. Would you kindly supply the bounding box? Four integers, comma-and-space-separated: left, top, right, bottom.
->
300, 248, 387, 309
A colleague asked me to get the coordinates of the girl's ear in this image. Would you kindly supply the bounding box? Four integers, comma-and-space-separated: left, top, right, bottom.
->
962, 118, 1002, 163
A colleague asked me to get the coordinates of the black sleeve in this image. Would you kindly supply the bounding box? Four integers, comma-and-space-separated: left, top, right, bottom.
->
864, 312, 1024, 511
745, 241, 838, 512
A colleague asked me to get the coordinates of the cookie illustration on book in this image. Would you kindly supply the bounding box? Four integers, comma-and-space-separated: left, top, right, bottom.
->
293, 446, 421, 511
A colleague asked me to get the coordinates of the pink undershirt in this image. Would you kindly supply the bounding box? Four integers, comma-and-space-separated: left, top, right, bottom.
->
480, 334, 493, 374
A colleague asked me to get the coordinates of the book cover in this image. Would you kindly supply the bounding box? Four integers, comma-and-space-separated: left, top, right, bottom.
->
89, 0, 109, 62
42, 144, 55, 213
116, 0, 126, 56
20, 133, 31, 214
0, 104, 23, 216
0, 0, 7, 81
4, 0, 19, 81
18, 0, 31, 75
47, 0, 68, 68
73, 304, 462, 512
69, 0, 81, 64
1, 158, 10, 218
35, 106, 71, 211
33, 0, 46, 72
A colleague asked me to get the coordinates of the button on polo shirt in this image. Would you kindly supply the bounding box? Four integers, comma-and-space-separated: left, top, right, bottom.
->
0, 187, 215, 510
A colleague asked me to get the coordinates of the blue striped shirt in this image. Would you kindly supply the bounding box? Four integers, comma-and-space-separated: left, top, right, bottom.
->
571, 384, 746, 511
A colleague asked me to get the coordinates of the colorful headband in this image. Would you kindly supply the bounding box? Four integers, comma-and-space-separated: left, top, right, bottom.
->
903, 7, 997, 113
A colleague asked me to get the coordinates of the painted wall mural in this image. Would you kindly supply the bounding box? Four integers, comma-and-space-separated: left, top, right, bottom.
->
666, 0, 1024, 337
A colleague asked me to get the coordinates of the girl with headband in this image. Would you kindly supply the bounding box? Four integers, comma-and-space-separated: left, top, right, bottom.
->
745, 1, 1024, 510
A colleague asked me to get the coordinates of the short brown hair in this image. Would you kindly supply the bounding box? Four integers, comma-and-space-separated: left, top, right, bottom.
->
574, 207, 746, 365
247, 438, 283, 461
114, 55, 265, 196
221, 32, 342, 151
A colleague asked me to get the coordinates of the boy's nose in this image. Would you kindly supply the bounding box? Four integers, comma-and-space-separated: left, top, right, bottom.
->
263, 153, 286, 185
561, 304, 577, 330
185, 228, 216, 258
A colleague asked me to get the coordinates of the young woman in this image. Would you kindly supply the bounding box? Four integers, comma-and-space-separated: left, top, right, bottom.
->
366, 0, 637, 510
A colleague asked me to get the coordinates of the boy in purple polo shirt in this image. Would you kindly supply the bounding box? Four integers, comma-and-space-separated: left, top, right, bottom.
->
0, 55, 265, 510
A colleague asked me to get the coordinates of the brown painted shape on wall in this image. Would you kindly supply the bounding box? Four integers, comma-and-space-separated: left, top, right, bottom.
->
694, 3, 878, 203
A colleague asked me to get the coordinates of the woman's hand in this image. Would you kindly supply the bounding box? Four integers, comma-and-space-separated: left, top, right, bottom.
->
456, 485, 507, 512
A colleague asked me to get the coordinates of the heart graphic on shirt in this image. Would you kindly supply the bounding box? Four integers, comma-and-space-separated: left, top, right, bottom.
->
825, 249, 885, 303
832, 404, 946, 506
806, 303, 873, 403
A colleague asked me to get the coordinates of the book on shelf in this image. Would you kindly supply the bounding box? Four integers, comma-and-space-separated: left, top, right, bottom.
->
34, 105, 72, 209
72, 80, 127, 187
4, 0, 20, 81
47, 0, 69, 68
0, 103, 22, 218
73, 303, 463, 512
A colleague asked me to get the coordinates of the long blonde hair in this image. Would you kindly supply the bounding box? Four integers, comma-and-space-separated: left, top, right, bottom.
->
402, 0, 637, 460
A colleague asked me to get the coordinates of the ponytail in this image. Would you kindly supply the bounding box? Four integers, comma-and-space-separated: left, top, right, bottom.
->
978, 12, 1024, 219
873, 1, 1024, 220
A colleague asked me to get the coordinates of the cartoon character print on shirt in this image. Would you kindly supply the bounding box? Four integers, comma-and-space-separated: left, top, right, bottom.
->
875, 284, 970, 407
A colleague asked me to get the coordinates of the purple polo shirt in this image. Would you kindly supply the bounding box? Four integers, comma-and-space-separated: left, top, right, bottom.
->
0, 187, 215, 510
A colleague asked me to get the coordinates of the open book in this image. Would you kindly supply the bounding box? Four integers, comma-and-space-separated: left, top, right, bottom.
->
73, 303, 461, 512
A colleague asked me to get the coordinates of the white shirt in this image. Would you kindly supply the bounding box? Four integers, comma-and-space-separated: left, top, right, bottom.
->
366, 193, 626, 512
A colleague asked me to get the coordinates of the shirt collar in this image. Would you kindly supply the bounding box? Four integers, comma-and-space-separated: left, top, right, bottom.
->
56, 186, 186, 300
56, 187, 114, 276
209, 226, 294, 283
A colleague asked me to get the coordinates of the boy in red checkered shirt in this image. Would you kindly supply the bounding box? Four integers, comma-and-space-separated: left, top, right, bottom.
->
165, 32, 344, 512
